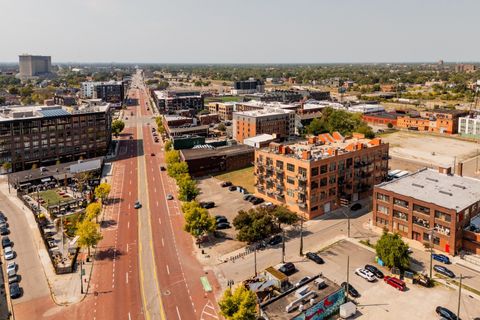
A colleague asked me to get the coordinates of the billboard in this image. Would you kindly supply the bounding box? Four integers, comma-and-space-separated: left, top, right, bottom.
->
292, 287, 345, 320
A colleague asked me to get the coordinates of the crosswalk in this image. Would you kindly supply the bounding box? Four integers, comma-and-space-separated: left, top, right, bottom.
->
200, 300, 219, 320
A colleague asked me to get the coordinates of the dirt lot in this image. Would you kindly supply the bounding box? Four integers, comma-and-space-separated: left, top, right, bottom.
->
196, 176, 255, 255
297, 240, 480, 320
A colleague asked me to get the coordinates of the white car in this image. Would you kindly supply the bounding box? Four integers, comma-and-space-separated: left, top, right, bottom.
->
7, 261, 16, 276
355, 268, 376, 282
4, 246, 14, 260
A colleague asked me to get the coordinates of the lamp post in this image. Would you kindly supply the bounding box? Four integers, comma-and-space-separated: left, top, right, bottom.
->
299, 213, 304, 257
457, 274, 463, 320
254, 246, 257, 277
342, 207, 351, 238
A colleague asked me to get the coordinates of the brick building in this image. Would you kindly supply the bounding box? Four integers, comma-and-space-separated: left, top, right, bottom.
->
153, 90, 204, 112
198, 114, 220, 125
362, 112, 400, 127
254, 133, 389, 219
397, 109, 468, 134
233, 108, 295, 143
207, 102, 235, 120
373, 167, 480, 255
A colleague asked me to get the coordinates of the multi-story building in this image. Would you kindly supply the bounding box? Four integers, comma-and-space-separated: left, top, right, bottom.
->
81, 81, 125, 104
0, 103, 111, 172
232, 78, 265, 95
455, 64, 477, 73
245, 90, 303, 103
53, 95, 76, 106
18, 55, 51, 79
254, 133, 389, 219
397, 109, 468, 134
233, 108, 295, 143
458, 115, 480, 139
373, 167, 480, 255
207, 102, 235, 120
153, 90, 204, 112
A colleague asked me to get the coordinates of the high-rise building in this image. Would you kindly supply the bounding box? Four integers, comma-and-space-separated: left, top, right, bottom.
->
0, 103, 112, 172
18, 55, 51, 79
254, 133, 389, 219
232, 78, 264, 95
152, 90, 204, 112
81, 81, 125, 104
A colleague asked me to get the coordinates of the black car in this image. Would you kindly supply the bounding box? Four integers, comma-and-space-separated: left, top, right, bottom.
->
306, 252, 324, 264
216, 222, 231, 230
221, 181, 232, 187
278, 262, 296, 276
341, 282, 360, 298
350, 203, 362, 211
9, 283, 21, 299
0, 212, 7, 221
248, 196, 258, 203
160, 166, 166, 171
252, 198, 264, 205
216, 217, 228, 224
364, 264, 384, 278
228, 185, 237, 191
434, 265, 455, 278
0, 227, 9, 236
2, 237, 12, 249
435, 306, 458, 320
268, 235, 283, 246
200, 201, 215, 209
243, 194, 254, 201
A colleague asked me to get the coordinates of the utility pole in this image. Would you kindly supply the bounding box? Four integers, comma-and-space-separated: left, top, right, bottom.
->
345, 255, 350, 301
429, 229, 434, 280
299, 214, 304, 256
457, 274, 462, 320
281, 229, 286, 264
80, 259, 84, 294
254, 246, 257, 277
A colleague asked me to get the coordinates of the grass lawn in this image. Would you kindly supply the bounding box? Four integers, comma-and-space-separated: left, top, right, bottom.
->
64, 212, 84, 237
214, 166, 255, 193
37, 189, 71, 206
205, 96, 241, 103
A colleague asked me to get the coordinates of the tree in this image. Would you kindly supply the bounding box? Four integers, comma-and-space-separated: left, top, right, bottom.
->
2, 162, 11, 172
219, 285, 257, 320
85, 202, 102, 222
167, 161, 189, 179
306, 117, 327, 135
198, 109, 210, 115
177, 174, 199, 201
94, 183, 111, 205
8, 86, 19, 95
271, 206, 299, 229
387, 122, 394, 129
375, 231, 410, 269
183, 202, 216, 237
164, 140, 172, 151
165, 150, 180, 165
156, 80, 169, 90
217, 123, 226, 132
111, 119, 125, 137
76, 219, 103, 256
233, 208, 279, 243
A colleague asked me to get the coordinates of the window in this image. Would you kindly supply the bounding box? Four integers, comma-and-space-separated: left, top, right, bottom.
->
320, 177, 327, 187
412, 216, 430, 229
393, 210, 407, 221
276, 160, 284, 169
423, 232, 430, 241
329, 176, 336, 184
287, 176, 295, 185
434, 210, 451, 222
311, 167, 319, 176
434, 223, 451, 236
320, 164, 328, 174
287, 188, 294, 197
394, 198, 409, 208
397, 224, 408, 233
329, 187, 336, 196
329, 162, 336, 172
311, 181, 318, 189
413, 204, 430, 215
287, 163, 295, 172
377, 205, 389, 215
376, 193, 390, 202
433, 237, 440, 245
311, 206, 318, 211
376, 217, 388, 226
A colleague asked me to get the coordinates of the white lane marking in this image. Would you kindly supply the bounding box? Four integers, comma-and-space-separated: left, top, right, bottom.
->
126, 243, 129, 253
128, 312, 132, 320
176, 306, 182, 320
126, 272, 129, 284
156, 201, 159, 207
161, 238, 164, 247
166, 265, 170, 275
154, 188, 157, 193
127, 221, 130, 229
158, 217, 162, 224
129, 191, 131, 196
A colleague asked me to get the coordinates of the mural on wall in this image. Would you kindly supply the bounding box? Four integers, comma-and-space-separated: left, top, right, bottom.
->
292, 288, 345, 320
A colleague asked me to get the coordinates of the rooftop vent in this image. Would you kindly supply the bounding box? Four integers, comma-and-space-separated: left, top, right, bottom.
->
452, 184, 466, 190
412, 183, 424, 188
439, 190, 453, 196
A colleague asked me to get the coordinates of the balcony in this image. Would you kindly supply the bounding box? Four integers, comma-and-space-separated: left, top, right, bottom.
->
412, 217, 430, 229
297, 175, 307, 182
275, 167, 284, 174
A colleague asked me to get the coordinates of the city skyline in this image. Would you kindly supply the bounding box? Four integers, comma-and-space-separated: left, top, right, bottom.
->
1, 0, 479, 63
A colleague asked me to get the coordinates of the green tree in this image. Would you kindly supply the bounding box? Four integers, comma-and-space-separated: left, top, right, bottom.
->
217, 123, 226, 131
76, 219, 103, 256
94, 183, 111, 205
183, 202, 216, 237
219, 285, 257, 320
271, 206, 299, 229
2, 162, 12, 172
387, 122, 394, 129
85, 202, 102, 222
233, 208, 279, 243
8, 86, 19, 95
165, 150, 180, 165
375, 231, 410, 269
167, 161, 189, 179
164, 140, 172, 151
306, 117, 328, 135
156, 80, 169, 90
111, 119, 125, 137
177, 174, 199, 201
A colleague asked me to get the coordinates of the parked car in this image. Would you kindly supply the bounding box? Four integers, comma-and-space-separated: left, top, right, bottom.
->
247, 196, 258, 203
2, 236, 12, 249
295, 276, 311, 287
7, 262, 16, 276
355, 268, 376, 282
341, 282, 360, 298
252, 198, 264, 205
228, 185, 237, 191
306, 252, 324, 264
200, 201, 215, 209
216, 217, 228, 224
434, 265, 455, 278
268, 235, 283, 246
0, 222, 8, 229
243, 194, 253, 201
384, 276, 406, 291
8, 275, 19, 285
0, 212, 6, 220
160, 166, 166, 171
278, 262, 296, 276
432, 253, 451, 264
9, 283, 21, 299
4, 246, 14, 260
216, 222, 231, 230
350, 203, 362, 211
364, 264, 384, 278
0, 227, 9, 236
215, 215, 226, 221
220, 181, 232, 187
435, 306, 458, 320
134, 201, 142, 209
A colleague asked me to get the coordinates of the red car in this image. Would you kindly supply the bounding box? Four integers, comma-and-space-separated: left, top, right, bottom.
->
384, 276, 406, 291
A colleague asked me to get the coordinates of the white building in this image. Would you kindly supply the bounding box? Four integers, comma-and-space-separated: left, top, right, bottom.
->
243, 134, 276, 148
348, 104, 385, 114
81, 82, 96, 98
458, 115, 480, 138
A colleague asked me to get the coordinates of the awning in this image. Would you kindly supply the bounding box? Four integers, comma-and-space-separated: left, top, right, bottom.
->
41, 177, 51, 183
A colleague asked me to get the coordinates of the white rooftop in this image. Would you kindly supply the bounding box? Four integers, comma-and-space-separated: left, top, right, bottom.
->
244, 134, 275, 143
233, 107, 295, 118
377, 168, 480, 212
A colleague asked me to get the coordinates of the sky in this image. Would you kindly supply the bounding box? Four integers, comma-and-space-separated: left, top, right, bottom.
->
1, 0, 479, 63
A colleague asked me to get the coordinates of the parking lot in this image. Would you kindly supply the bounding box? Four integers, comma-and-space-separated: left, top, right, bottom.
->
292, 240, 480, 319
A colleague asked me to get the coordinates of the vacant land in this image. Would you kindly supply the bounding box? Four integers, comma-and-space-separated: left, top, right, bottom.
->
213, 166, 255, 193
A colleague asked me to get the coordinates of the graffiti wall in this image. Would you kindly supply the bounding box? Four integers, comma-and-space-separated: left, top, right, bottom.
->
292, 288, 345, 320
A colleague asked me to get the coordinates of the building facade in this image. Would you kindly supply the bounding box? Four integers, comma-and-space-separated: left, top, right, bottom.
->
233, 108, 295, 143
232, 78, 264, 95
397, 109, 468, 134
0, 104, 111, 172
458, 115, 480, 138
254, 133, 389, 219
373, 167, 480, 255
207, 102, 235, 120
153, 90, 204, 112
81, 81, 126, 104
18, 55, 51, 78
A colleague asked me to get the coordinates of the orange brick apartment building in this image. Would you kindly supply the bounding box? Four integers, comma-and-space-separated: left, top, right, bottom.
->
396, 109, 468, 134
373, 167, 480, 255
254, 132, 389, 219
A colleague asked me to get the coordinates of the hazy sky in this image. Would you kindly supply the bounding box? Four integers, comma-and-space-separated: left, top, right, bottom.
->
1, 0, 478, 63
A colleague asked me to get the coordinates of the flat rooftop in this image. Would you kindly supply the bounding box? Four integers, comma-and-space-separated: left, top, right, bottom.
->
236, 100, 298, 110
0, 104, 110, 122
181, 144, 253, 160
154, 90, 202, 99
233, 107, 295, 118
163, 115, 192, 121
376, 168, 480, 212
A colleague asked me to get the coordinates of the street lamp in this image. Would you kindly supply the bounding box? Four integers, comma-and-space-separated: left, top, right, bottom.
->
299, 215, 304, 256
342, 207, 351, 238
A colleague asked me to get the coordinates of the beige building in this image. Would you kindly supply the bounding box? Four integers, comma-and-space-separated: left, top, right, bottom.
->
207, 102, 235, 120
19, 55, 51, 79
254, 133, 389, 219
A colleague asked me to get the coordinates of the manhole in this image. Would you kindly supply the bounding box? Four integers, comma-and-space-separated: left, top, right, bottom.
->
163, 290, 171, 296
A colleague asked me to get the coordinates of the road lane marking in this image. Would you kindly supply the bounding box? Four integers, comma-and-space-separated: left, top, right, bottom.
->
127, 221, 130, 229
126, 243, 129, 253
128, 313, 131, 320
176, 306, 182, 320
161, 238, 164, 247
166, 265, 170, 275
158, 217, 161, 224
156, 201, 159, 207
126, 272, 129, 284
